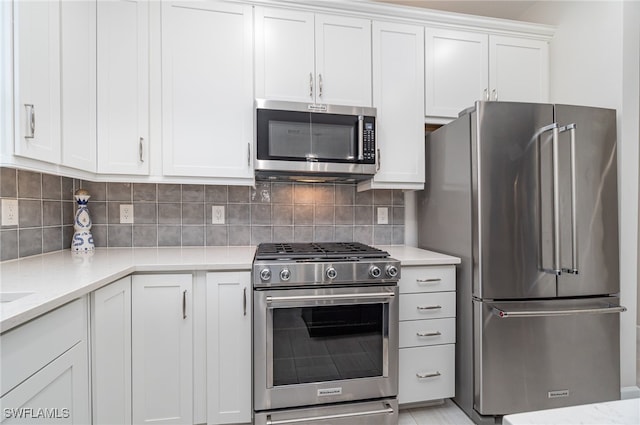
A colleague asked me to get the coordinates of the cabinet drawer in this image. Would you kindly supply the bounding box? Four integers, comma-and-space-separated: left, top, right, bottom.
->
1, 298, 87, 397
399, 318, 455, 348
399, 292, 455, 321
398, 344, 455, 404
399, 266, 455, 294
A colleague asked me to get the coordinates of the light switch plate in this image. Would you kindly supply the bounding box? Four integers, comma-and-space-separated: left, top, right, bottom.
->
211, 206, 225, 224
120, 204, 134, 224
377, 207, 389, 225
1, 199, 19, 226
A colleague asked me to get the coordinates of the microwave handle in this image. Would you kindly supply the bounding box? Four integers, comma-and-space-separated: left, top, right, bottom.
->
358, 115, 364, 161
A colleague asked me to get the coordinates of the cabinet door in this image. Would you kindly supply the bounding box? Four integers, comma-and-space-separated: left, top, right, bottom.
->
315, 14, 371, 106
425, 28, 488, 118
162, 0, 253, 180
13, 0, 60, 164
0, 342, 90, 424
97, 0, 149, 175
363, 21, 424, 190
254, 7, 315, 102
489, 35, 549, 103
91, 277, 132, 425
60, 0, 96, 172
132, 274, 192, 425
206, 272, 251, 424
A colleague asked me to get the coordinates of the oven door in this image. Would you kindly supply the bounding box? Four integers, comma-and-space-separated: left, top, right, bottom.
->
253, 285, 399, 411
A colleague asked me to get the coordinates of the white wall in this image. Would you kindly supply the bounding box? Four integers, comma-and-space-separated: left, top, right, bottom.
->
520, 0, 639, 395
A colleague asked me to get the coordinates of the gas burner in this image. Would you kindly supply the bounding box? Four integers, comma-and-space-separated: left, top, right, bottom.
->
255, 242, 390, 261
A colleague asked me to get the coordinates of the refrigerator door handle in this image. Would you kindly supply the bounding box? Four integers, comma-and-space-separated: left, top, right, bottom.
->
559, 123, 579, 274
491, 304, 626, 318
538, 123, 562, 275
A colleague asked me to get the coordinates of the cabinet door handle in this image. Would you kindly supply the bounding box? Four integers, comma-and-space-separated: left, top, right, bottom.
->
416, 278, 441, 284
492, 89, 498, 101
417, 305, 442, 310
182, 290, 187, 319
376, 148, 381, 171
483, 88, 489, 101
243, 287, 247, 316
25, 104, 35, 138
318, 73, 323, 98
139, 137, 144, 162
309, 72, 313, 98
416, 371, 441, 379
247, 142, 251, 167
416, 331, 441, 337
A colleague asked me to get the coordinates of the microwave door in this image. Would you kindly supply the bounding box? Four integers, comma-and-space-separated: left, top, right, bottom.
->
310, 113, 359, 161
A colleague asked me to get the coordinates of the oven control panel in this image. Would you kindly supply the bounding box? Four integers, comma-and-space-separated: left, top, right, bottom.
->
254, 259, 401, 287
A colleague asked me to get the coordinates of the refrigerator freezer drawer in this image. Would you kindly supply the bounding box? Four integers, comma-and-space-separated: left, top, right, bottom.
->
400, 292, 455, 321
399, 317, 455, 348
474, 297, 622, 416
399, 266, 456, 294
399, 344, 455, 404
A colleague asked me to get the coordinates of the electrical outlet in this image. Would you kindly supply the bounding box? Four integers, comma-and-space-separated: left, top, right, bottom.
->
211, 206, 225, 224
120, 204, 134, 224
377, 207, 389, 225
1, 199, 19, 226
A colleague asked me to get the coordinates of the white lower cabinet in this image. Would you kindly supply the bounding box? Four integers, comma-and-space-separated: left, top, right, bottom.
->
90, 271, 251, 425
91, 276, 132, 425
398, 265, 456, 405
0, 298, 90, 424
132, 274, 193, 425
399, 344, 455, 404
206, 272, 252, 424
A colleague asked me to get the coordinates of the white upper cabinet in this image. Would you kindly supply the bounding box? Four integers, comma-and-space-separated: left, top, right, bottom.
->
314, 14, 372, 106
489, 35, 549, 103
97, 0, 149, 175
255, 7, 372, 106
425, 28, 488, 118
13, 0, 60, 164
359, 21, 425, 191
60, 0, 97, 172
425, 28, 549, 119
161, 0, 254, 181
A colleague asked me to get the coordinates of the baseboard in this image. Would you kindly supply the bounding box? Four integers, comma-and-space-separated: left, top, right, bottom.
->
621, 386, 640, 399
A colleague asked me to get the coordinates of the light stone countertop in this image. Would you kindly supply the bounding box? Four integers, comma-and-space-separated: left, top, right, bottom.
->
0, 245, 460, 333
502, 398, 640, 425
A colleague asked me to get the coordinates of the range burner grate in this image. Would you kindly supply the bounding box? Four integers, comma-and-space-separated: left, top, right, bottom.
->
255, 242, 389, 260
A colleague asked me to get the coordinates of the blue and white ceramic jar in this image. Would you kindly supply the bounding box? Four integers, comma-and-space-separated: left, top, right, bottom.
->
72, 188, 95, 252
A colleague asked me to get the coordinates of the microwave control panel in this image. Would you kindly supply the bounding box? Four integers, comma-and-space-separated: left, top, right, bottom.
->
362, 118, 376, 163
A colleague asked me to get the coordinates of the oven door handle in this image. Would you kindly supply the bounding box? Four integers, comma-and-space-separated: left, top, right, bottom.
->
266, 403, 394, 425
266, 292, 394, 304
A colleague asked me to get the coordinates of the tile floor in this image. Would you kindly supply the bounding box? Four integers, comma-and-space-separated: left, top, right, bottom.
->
399, 399, 474, 425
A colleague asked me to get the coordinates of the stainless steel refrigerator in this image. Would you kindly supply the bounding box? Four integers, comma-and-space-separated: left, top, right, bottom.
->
417, 101, 626, 423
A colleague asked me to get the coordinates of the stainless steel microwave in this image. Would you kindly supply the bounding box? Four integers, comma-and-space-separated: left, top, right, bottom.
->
254, 99, 377, 181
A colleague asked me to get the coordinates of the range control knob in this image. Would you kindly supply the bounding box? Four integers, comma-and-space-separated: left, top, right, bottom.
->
369, 266, 382, 278
260, 268, 271, 281
326, 267, 338, 280
279, 268, 291, 281
386, 265, 399, 278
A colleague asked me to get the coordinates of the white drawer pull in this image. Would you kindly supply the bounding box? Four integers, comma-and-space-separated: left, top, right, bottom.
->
416, 371, 441, 379
416, 278, 441, 284
416, 331, 441, 337
417, 305, 442, 310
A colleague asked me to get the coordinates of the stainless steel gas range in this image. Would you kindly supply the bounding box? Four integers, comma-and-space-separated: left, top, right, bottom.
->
252, 242, 400, 425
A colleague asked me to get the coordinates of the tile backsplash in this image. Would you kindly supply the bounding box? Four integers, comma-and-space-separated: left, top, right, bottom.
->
0, 167, 404, 261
